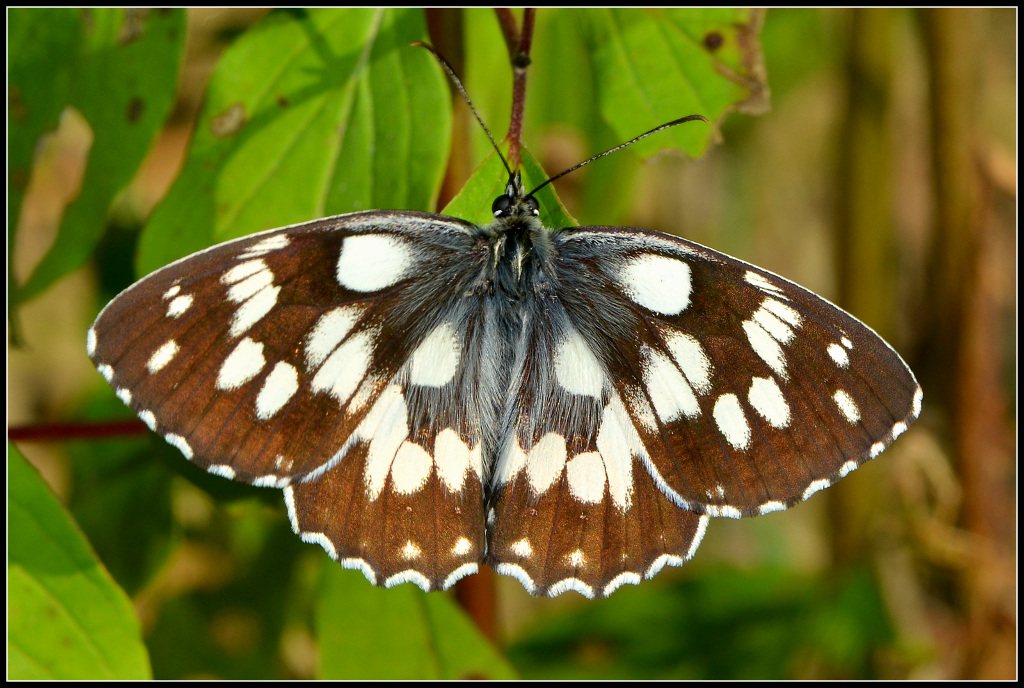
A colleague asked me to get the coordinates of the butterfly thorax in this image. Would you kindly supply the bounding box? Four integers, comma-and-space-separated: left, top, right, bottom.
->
481, 172, 554, 303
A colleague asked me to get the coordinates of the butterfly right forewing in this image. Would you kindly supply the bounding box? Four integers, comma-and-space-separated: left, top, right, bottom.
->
549, 225, 922, 518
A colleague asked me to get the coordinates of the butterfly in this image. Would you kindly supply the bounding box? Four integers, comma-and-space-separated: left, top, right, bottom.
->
88, 110, 921, 599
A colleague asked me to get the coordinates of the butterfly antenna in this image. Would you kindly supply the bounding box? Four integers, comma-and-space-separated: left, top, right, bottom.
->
413, 41, 515, 179
527, 114, 709, 197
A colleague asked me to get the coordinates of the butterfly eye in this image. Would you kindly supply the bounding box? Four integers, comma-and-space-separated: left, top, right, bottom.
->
525, 195, 540, 216
492, 195, 513, 217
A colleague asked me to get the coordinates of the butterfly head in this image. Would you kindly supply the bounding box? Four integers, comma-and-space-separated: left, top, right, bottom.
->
491, 171, 540, 222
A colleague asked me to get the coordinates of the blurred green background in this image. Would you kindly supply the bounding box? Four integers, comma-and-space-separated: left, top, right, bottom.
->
8, 8, 1016, 680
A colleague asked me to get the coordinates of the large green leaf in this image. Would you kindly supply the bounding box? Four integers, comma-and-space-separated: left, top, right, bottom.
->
9, 8, 185, 305
136, 8, 451, 276
7, 444, 151, 679
576, 8, 767, 157
461, 9, 764, 228
316, 567, 516, 679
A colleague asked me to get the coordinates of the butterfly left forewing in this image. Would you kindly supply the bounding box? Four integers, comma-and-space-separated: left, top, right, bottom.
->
551, 226, 922, 518
89, 211, 491, 591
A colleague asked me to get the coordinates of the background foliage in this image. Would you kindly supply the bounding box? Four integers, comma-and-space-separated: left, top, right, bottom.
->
9, 8, 1016, 679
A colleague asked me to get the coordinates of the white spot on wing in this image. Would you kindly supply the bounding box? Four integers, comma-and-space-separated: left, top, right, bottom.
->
217, 337, 266, 390
385, 570, 431, 592
401, 540, 421, 560
802, 478, 831, 500
548, 578, 594, 598
643, 347, 699, 422
494, 563, 535, 594
566, 550, 586, 568
147, 339, 179, 374
240, 234, 290, 258
494, 437, 528, 487
743, 319, 787, 379
226, 266, 274, 302
758, 501, 786, 515
230, 285, 280, 337
747, 377, 790, 428
565, 451, 606, 504
526, 432, 568, 496
361, 386, 410, 500
305, 533, 339, 560
164, 433, 193, 459
139, 410, 156, 430
391, 442, 433, 495
827, 342, 850, 367
595, 396, 640, 510
604, 572, 642, 596
554, 327, 604, 398
162, 285, 181, 299
434, 428, 471, 493
912, 387, 923, 418
255, 362, 299, 419
98, 364, 114, 381
706, 504, 743, 519
443, 564, 479, 590
408, 322, 460, 387
208, 464, 235, 479
510, 538, 533, 557
116, 388, 132, 405
222, 259, 268, 285
713, 393, 750, 449
340, 557, 375, 581
165, 294, 193, 318
647, 554, 680, 578
870, 442, 885, 457
838, 460, 858, 477
762, 298, 801, 326
336, 234, 413, 292
834, 389, 861, 424
305, 306, 361, 369
753, 302, 795, 343
617, 254, 692, 315
663, 331, 712, 394
311, 331, 373, 404
452, 537, 472, 556
744, 271, 785, 296
86, 327, 97, 356
688, 515, 709, 559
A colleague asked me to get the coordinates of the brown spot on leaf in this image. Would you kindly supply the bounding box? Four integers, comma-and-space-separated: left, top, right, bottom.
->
118, 8, 148, 45
704, 31, 724, 50
210, 102, 246, 138
126, 97, 144, 124
9, 84, 26, 122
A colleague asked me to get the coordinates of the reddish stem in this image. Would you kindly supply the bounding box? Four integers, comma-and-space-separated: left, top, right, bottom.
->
8, 419, 149, 442
493, 8, 536, 167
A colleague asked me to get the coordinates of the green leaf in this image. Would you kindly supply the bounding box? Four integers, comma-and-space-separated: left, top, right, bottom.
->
136, 8, 451, 276
550, 8, 767, 159
7, 443, 151, 679
442, 146, 575, 231
316, 566, 516, 679
576, 9, 767, 158
10, 8, 186, 305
